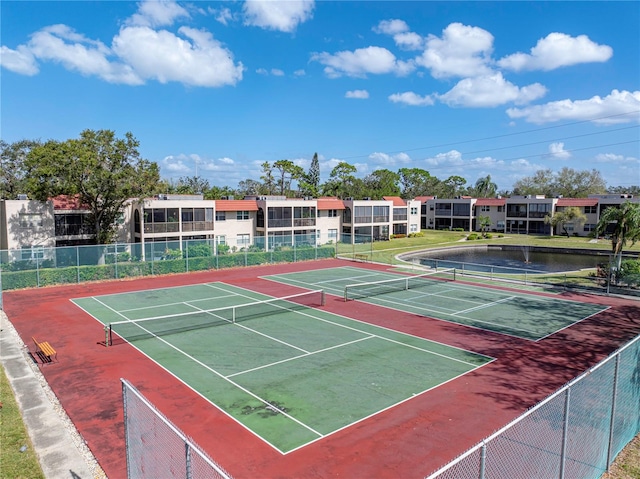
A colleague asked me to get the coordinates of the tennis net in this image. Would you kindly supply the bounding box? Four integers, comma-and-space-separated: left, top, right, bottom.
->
106, 289, 325, 346
344, 268, 456, 301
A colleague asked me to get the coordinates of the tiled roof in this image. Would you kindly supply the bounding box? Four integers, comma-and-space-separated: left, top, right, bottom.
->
475, 198, 506, 206
214, 200, 259, 212
317, 198, 345, 210
383, 196, 406, 206
414, 196, 435, 202
51, 195, 89, 210
557, 198, 599, 207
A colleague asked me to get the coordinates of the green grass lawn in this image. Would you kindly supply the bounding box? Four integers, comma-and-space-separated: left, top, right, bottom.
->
0, 365, 44, 479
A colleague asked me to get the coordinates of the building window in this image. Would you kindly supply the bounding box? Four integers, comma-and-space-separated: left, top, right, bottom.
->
21, 246, 44, 260
236, 210, 250, 220
584, 206, 597, 214
480, 205, 490, 212
372, 205, 389, 223
453, 203, 470, 216
215, 211, 226, 221
216, 235, 226, 245
410, 223, 418, 233
328, 209, 338, 217
410, 207, 418, 215
565, 223, 574, 232
268, 207, 292, 228
19, 213, 43, 228
583, 224, 596, 232
354, 206, 372, 224
328, 229, 337, 241
237, 234, 250, 247
497, 206, 504, 212
497, 220, 505, 230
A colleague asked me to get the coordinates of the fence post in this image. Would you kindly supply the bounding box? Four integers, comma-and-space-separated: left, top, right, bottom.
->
186, 443, 192, 479
122, 381, 132, 479
479, 443, 487, 479
559, 387, 571, 479
606, 353, 621, 470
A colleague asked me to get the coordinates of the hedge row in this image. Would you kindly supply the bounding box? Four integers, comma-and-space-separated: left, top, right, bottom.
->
1, 246, 335, 291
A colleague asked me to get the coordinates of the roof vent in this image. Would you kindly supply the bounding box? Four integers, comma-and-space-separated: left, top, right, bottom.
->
17, 194, 28, 200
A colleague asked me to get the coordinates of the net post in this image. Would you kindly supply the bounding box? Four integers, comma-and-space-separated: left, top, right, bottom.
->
105, 325, 111, 347
453, 268, 456, 281
321, 290, 325, 306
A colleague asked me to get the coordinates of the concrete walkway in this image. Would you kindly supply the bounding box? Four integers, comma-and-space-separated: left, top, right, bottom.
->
0, 310, 105, 479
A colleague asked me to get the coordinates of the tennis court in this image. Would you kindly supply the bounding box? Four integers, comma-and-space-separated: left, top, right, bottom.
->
71, 281, 492, 453
262, 266, 609, 341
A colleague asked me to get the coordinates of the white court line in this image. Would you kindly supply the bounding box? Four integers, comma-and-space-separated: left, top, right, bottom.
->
101, 295, 325, 439
227, 335, 375, 378
119, 293, 238, 313
453, 296, 517, 316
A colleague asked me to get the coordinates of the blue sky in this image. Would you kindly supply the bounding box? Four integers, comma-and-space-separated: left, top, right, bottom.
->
2, 1, 639, 193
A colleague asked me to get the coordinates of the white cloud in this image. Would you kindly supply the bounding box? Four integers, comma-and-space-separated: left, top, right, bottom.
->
595, 153, 638, 164
388, 91, 434, 106
498, 33, 612, 72
243, 0, 314, 33
293, 69, 305, 76
127, 0, 190, 28
256, 68, 268, 75
28, 25, 142, 84
424, 150, 465, 167
368, 152, 411, 165
345, 89, 369, 99
0, 45, 39, 75
271, 68, 285, 76
416, 22, 494, 79
162, 155, 191, 173
374, 19, 422, 50
112, 26, 244, 87
311, 46, 414, 78
507, 89, 640, 124
211, 7, 234, 26
436, 73, 547, 108
548, 142, 571, 159
373, 19, 409, 35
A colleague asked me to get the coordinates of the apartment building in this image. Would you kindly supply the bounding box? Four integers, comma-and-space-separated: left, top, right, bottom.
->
2, 194, 638, 258
421, 194, 638, 236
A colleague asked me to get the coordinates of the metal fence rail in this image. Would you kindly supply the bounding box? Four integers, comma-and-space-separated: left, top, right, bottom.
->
425, 334, 640, 479
121, 379, 233, 479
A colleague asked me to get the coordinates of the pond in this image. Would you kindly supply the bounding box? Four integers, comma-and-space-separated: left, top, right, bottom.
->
410, 246, 612, 274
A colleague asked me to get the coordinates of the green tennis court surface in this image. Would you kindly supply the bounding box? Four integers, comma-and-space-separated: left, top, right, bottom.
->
263, 266, 608, 341
72, 282, 492, 453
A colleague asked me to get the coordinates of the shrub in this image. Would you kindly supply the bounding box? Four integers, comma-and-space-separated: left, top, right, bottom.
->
484, 233, 493, 239
467, 233, 479, 240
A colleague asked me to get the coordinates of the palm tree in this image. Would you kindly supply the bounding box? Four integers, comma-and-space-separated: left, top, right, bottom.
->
596, 202, 640, 280
472, 174, 498, 198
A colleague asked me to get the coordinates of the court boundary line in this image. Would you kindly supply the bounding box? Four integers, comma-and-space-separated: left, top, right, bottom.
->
71, 281, 495, 455
77, 294, 327, 448
263, 267, 609, 341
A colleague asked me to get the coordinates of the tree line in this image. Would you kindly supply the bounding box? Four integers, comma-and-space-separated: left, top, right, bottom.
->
2, 130, 639, 245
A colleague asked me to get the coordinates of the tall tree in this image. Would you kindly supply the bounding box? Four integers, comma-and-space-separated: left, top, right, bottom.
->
437, 175, 467, 198
321, 162, 360, 199
362, 169, 400, 198
544, 206, 587, 238
470, 174, 498, 198
259, 161, 276, 195
25, 129, 160, 244
512, 169, 553, 196
398, 168, 440, 198
596, 202, 640, 277
0, 139, 41, 199
273, 159, 304, 196
175, 176, 210, 195
552, 167, 607, 197
237, 179, 262, 197
299, 152, 320, 198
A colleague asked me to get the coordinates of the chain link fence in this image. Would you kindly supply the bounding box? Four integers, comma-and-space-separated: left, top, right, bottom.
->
121, 379, 233, 479
426, 334, 640, 479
